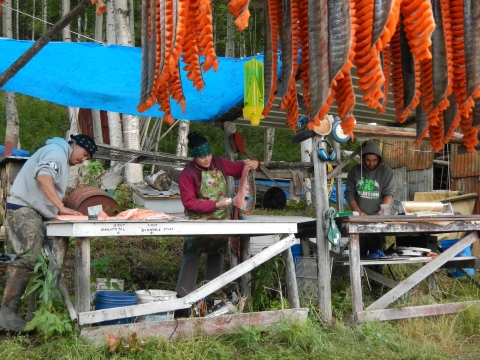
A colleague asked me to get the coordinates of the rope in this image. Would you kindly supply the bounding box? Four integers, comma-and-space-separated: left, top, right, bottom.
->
0, 3, 105, 45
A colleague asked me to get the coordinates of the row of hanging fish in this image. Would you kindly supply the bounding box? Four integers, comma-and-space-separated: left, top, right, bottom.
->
136, 0, 251, 125
261, 0, 480, 151
136, 0, 479, 151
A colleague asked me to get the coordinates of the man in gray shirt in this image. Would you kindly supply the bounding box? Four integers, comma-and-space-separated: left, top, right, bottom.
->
0, 134, 97, 332
345, 140, 396, 258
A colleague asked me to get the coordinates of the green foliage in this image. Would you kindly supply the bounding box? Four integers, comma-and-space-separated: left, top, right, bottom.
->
81, 160, 104, 187
91, 255, 111, 276
89, 256, 122, 292
113, 183, 135, 211
0, 93, 69, 154
23, 251, 73, 339
248, 256, 286, 312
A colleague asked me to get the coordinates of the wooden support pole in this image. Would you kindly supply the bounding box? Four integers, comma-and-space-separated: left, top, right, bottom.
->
349, 233, 363, 321
283, 248, 300, 308
312, 135, 332, 322
240, 235, 251, 298
223, 121, 239, 267
334, 141, 344, 213
300, 237, 311, 257
0, 0, 92, 88
75, 237, 91, 313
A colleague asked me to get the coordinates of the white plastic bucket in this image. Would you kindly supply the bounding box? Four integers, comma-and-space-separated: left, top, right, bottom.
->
135, 289, 177, 323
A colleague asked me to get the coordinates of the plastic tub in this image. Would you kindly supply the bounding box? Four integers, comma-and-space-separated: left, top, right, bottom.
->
440, 239, 474, 278
94, 291, 137, 325
135, 290, 177, 323
291, 244, 301, 265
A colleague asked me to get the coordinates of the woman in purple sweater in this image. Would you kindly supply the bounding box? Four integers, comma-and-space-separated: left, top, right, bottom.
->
175, 132, 259, 311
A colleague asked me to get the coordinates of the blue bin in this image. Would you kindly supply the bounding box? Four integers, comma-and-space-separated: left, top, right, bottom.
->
291, 244, 301, 265
94, 291, 137, 325
440, 239, 475, 278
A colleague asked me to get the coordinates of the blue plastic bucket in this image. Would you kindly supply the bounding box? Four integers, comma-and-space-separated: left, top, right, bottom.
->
440, 239, 474, 278
94, 291, 137, 325
291, 244, 301, 265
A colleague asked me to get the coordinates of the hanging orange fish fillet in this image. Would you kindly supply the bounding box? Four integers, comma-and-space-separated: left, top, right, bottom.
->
169, 65, 186, 113
279, 0, 301, 129
400, 0, 435, 62
138, 0, 219, 117
377, 50, 391, 114
443, 93, 461, 142
353, 0, 385, 111
297, 0, 310, 114
417, 55, 435, 144
428, 113, 445, 152
307, 0, 330, 129
228, 0, 250, 31
372, 0, 401, 52
195, 0, 219, 72
462, 0, 480, 131
389, 21, 421, 123
334, 0, 357, 138
156, 0, 175, 84
168, 0, 187, 77
450, 0, 478, 149
417, 0, 454, 144
263, 0, 280, 117
182, 0, 205, 91
91, 0, 107, 14
155, 82, 175, 125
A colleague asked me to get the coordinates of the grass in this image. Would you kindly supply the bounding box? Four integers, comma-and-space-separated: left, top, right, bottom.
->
0, 311, 479, 359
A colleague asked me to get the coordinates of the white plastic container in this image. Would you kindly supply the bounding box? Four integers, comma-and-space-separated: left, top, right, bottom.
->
135, 290, 177, 323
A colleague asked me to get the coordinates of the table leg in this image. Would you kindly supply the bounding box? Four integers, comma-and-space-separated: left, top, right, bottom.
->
75, 237, 91, 313
240, 235, 251, 298
349, 233, 363, 321
283, 247, 300, 308
300, 237, 310, 257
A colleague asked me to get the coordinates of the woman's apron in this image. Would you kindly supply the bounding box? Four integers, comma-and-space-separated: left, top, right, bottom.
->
183, 168, 229, 254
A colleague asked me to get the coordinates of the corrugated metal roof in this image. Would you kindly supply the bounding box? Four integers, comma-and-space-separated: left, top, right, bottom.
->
382, 140, 433, 170
450, 145, 480, 178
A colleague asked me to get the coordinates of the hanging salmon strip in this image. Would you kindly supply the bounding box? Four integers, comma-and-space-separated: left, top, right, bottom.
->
263, 0, 280, 117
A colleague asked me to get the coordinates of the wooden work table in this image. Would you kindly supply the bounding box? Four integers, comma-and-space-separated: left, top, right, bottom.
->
336, 215, 480, 323
46, 217, 304, 326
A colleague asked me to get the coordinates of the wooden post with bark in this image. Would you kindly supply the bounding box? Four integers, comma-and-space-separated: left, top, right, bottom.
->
312, 135, 332, 322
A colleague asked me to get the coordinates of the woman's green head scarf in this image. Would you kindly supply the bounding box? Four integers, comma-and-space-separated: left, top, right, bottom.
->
188, 132, 212, 158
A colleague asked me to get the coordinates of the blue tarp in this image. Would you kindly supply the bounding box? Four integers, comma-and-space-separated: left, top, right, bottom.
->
0, 145, 29, 157
329, 183, 347, 205
0, 38, 262, 121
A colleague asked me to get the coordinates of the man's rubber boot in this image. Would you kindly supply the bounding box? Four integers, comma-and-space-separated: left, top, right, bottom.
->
0, 265, 30, 332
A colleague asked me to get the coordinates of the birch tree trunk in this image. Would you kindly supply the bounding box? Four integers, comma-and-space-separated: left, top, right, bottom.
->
42, 0, 47, 34
61, 0, 71, 41
225, 13, 235, 58
62, 0, 79, 141
105, 0, 124, 150
3, 0, 20, 156
129, 0, 135, 46
107, 0, 142, 183
176, 121, 190, 157
92, 3, 105, 144
263, 128, 275, 162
